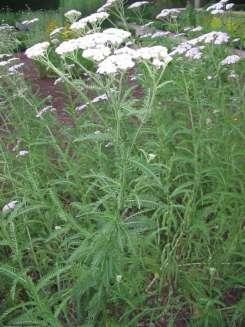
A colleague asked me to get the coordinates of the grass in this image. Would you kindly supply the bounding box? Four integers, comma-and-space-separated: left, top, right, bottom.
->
0, 2, 245, 326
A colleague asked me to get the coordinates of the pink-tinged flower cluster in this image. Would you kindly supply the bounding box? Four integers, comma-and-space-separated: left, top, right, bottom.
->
221, 55, 240, 65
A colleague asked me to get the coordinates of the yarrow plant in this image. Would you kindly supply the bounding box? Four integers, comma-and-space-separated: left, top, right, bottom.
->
64, 9, 82, 23
128, 1, 150, 10
220, 54, 240, 65
25, 42, 50, 59
206, 0, 235, 15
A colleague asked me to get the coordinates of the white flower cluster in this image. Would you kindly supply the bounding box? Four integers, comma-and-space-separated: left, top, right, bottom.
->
207, 0, 234, 15
151, 31, 171, 39
21, 18, 39, 28
136, 46, 172, 68
156, 8, 182, 20
97, 0, 118, 13
221, 55, 240, 65
171, 31, 229, 58
191, 31, 229, 45
70, 12, 109, 32
128, 1, 150, 10
170, 31, 229, 60
185, 47, 203, 60
83, 46, 112, 62
97, 54, 135, 74
25, 42, 50, 59
64, 10, 82, 23
97, 45, 172, 74
76, 94, 108, 111
190, 26, 203, 32
56, 28, 131, 55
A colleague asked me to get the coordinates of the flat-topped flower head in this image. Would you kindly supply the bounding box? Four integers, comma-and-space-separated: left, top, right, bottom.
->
97, 54, 135, 75
188, 31, 229, 45
97, 0, 119, 13
70, 12, 109, 31
156, 8, 182, 20
103, 28, 132, 46
191, 26, 203, 32
207, 1, 235, 14
151, 31, 171, 39
137, 46, 172, 68
25, 42, 50, 59
56, 29, 131, 56
221, 55, 240, 65
64, 10, 82, 23
82, 46, 112, 62
185, 47, 202, 60
114, 46, 139, 59
128, 1, 150, 10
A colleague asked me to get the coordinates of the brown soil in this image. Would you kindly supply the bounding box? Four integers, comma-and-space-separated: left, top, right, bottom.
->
17, 52, 73, 125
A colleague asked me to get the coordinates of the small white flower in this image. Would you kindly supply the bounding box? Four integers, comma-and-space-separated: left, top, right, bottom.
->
36, 105, 56, 118
70, 12, 109, 31
128, 1, 150, 10
156, 8, 182, 20
207, 75, 213, 80
64, 10, 82, 23
207, 2, 224, 12
76, 94, 108, 112
190, 26, 203, 32
185, 47, 202, 60
211, 9, 225, 15
25, 42, 50, 59
97, 0, 118, 13
2, 200, 18, 213
225, 3, 234, 10
55, 225, 62, 230
151, 31, 171, 38
221, 55, 240, 65
148, 153, 156, 162
116, 275, 122, 283
16, 150, 29, 157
